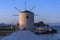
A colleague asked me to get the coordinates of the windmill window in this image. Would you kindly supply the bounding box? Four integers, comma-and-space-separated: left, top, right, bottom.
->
26, 16, 29, 19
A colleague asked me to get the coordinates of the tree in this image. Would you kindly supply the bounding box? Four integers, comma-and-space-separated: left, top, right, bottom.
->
34, 21, 48, 27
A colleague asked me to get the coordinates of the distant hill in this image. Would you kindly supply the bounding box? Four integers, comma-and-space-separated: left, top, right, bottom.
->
34, 21, 49, 27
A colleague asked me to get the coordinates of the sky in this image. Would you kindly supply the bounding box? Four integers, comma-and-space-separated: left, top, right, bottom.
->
0, 0, 60, 24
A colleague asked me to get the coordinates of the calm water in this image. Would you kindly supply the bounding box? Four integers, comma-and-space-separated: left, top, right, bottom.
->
38, 26, 60, 40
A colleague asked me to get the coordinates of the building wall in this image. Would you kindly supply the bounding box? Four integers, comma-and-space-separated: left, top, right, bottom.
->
19, 12, 34, 30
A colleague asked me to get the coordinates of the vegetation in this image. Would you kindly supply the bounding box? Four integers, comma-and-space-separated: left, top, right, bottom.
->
0, 31, 13, 37
34, 21, 49, 27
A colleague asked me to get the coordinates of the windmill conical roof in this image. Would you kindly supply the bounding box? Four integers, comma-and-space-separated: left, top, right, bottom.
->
21, 10, 33, 13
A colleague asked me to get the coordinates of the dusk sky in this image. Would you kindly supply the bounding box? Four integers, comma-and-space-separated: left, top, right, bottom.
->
0, 0, 60, 24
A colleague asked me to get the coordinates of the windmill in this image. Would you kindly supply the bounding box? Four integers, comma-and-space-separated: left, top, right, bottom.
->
12, 0, 38, 30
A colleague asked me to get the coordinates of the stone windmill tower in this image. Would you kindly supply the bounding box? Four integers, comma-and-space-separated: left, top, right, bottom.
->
19, 10, 34, 30
14, 0, 36, 30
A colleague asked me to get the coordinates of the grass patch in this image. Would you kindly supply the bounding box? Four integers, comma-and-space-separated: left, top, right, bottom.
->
0, 31, 13, 37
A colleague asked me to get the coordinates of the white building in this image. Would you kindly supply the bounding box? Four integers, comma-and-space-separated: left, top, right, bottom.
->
19, 10, 34, 30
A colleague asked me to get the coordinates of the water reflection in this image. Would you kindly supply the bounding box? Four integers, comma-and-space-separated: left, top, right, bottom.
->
38, 33, 60, 40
